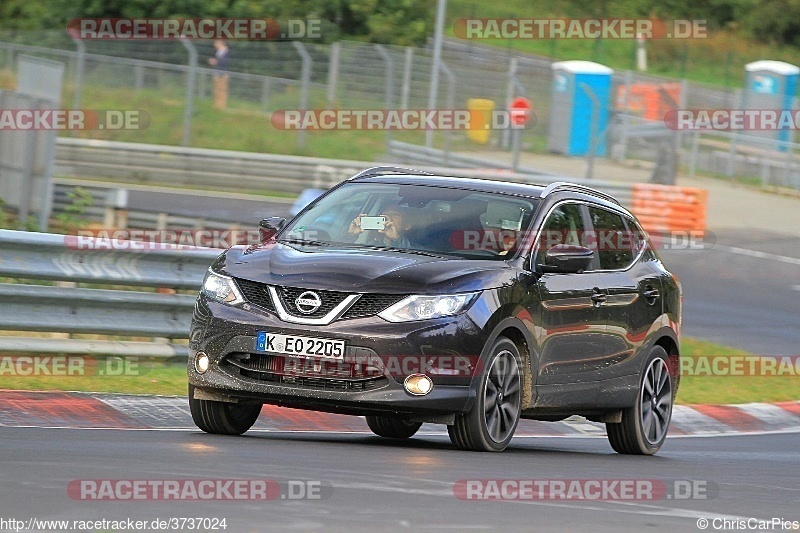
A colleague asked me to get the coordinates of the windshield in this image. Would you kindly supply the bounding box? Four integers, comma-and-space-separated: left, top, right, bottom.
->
280, 182, 539, 260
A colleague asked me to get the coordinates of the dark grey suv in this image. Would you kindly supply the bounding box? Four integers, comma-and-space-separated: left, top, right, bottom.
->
188, 167, 681, 454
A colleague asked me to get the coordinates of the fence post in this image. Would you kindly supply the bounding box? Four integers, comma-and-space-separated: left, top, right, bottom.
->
579, 82, 599, 180
689, 132, 700, 178
326, 42, 340, 107
502, 57, 518, 150
615, 70, 632, 162
179, 40, 197, 147
293, 42, 312, 150
440, 62, 455, 165
71, 38, 85, 110
374, 44, 394, 144
425, 0, 447, 148
261, 77, 271, 112
134, 63, 144, 92
401, 47, 414, 110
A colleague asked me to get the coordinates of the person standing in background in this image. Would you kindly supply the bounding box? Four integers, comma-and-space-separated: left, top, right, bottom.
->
208, 39, 230, 109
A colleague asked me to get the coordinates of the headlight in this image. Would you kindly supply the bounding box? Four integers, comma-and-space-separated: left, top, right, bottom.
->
378, 292, 479, 322
202, 269, 244, 305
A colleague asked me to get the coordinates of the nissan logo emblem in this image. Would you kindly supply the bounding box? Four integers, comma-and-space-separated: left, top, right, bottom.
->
295, 291, 322, 314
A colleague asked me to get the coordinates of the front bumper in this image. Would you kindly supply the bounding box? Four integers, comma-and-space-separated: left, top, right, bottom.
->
188, 295, 489, 416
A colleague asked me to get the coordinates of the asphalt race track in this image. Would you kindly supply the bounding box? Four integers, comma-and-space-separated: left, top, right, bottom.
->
659, 229, 800, 355
0, 426, 797, 532
2, 194, 796, 532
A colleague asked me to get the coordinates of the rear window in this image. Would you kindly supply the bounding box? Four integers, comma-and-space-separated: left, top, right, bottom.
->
587, 206, 636, 270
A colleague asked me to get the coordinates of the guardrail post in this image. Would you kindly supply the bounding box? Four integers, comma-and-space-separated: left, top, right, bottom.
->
326, 42, 340, 107
293, 42, 312, 149
374, 44, 394, 145
179, 40, 198, 147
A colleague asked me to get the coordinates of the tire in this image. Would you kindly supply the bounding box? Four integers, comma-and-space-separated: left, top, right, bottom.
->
607, 346, 674, 455
448, 337, 523, 452
188, 384, 262, 435
365, 415, 422, 439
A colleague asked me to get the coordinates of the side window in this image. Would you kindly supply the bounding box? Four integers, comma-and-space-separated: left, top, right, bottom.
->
587, 207, 634, 270
534, 203, 585, 267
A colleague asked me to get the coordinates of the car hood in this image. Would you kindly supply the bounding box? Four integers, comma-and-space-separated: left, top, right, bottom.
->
215, 242, 519, 294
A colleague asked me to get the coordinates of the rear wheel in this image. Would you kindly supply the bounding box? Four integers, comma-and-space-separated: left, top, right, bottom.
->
448, 337, 522, 452
365, 416, 422, 439
607, 346, 674, 455
189, 384, 262, 435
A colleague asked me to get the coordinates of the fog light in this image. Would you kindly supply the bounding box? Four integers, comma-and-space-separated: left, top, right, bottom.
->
195, 352, 210, 374
404, 374, 433, 396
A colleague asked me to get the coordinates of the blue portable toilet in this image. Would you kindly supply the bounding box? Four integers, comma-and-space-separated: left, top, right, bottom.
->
744, 60, 799, 148
548, 61, 613, 156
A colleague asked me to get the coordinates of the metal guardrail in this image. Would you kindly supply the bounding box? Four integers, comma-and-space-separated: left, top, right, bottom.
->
49, 138, 637, 228
0, 229, 219, 289
0, 229, 219, 357
55, 138, 368, 194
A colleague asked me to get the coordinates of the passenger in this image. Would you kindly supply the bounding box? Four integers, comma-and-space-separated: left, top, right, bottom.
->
348, 206, 412, 248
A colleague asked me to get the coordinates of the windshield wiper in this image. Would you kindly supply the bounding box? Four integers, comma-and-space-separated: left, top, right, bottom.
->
363, 245, 455, 258
278, 237, 329, 246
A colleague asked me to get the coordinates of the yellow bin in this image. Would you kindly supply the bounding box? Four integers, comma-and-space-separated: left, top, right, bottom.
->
466, 98, 495, 144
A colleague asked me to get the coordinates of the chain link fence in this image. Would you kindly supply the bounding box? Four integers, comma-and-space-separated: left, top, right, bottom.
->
0, 31, 798, 189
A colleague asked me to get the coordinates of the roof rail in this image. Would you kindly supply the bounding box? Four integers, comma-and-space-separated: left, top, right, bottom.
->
349, 166, 433, 180
539, 181, 621, 205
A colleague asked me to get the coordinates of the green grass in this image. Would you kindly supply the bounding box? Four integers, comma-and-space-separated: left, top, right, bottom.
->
446, 0, 800, 89
0, 356, 188, 396
677, 339, 798, 404
0, 338, 796, 404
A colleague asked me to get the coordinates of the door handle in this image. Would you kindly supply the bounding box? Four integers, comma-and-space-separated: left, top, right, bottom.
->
643, 287, 659, 304
590, 291, 606, 305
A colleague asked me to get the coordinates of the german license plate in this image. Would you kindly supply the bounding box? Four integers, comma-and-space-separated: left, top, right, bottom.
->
256, 332, 345, 360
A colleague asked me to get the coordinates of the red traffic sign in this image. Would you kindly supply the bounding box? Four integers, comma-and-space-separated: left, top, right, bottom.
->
509, 97, 532, 126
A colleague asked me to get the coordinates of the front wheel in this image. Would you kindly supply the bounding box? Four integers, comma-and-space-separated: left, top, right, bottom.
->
606, 346, 674, 455
189, 384, 262, 435
448, 337, 523, 452
365, 416, 422, 439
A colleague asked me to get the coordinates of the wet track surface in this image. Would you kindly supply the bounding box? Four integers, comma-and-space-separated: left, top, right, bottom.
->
659, 229, 800, 355
0, 427, 797, 531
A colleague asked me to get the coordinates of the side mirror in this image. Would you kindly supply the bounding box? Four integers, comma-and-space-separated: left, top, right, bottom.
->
540, 244, 594, 274
258, 217, 286, 243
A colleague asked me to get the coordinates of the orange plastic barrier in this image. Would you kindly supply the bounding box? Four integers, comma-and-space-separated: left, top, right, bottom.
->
617, 82, 682, 122
630, 183, 708, 236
